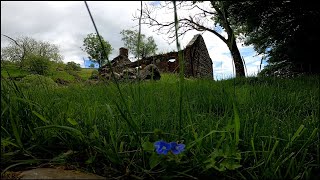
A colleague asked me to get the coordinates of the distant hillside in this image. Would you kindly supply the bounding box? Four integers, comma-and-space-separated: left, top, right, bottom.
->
1, 62, 96, 83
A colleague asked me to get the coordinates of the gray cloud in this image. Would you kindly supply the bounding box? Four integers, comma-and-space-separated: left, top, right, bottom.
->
1, 1, 153, 62
1, 1, 262, 79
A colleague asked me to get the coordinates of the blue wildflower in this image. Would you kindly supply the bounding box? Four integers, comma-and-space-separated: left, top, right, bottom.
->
169, 142, 185, 155
154, 140, 171, 155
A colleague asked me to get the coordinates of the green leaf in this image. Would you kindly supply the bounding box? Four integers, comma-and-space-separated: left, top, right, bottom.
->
34, 125, 84, 140
233, 103, 240, 146
92, 125, 99, 138
67, 118, 78, 126
32, 111, 49, 124
149, 152, 161, 169
85, 155, 96, 165
214, 164, 226, 172
1, 137, 19, 148
142, 141, 154, 152
187, 130, 227, 150
285, 124, 305, 150
222, 159, 242, 170
9, 110, 22, 149
106, 104, 113, 117
119, 141, 125, 152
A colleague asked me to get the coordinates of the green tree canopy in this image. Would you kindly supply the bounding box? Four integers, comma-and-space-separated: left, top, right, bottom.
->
81, 33, 113, 68
120, 29, 158, 59
225, 1, 320, 75
65, 61, 81, 71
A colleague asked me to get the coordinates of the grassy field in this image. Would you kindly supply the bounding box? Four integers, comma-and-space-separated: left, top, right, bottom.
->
1, 69, 319, 179
0, 63, 30, 79
1, 62, 96, 82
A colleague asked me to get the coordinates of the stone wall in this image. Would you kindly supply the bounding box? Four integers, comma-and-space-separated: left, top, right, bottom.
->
99, 34, 213, 80
184, 34, 213, 78
128, 51, 179, 73
128, 34, 213, 79
99, 48, 132, 77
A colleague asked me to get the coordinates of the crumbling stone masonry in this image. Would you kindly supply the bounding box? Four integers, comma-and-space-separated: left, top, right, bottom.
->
184, 34, 213, 79
99, 34, 213, 80
129, 34, 213, 79
99, 48, 161, 81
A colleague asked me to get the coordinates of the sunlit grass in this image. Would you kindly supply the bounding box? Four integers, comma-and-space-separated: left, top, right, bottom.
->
77, 68, 96, 80
1, 1, 319, 178
1, 74, 319, 179
1, 63, 29, 78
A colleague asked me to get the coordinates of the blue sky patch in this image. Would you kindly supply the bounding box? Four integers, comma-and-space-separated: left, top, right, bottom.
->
83, 58, 99, 68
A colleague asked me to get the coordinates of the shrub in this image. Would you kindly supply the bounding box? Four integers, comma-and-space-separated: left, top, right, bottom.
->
258, 61, 306, 78
54, 78, 70, 85
65, 61, 81, 71
54, 61, 66, 71
25, 55, 51, 75
20, 74, 58, 89
89, 69, 99, 80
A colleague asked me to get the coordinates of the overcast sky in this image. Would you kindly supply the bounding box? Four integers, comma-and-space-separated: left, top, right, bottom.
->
1, 1, 266, 80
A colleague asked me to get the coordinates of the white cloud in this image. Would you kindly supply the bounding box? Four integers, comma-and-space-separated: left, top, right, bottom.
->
1, 1, 263, 79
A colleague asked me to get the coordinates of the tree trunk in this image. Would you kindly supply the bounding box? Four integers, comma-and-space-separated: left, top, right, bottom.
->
229, 38, 245, 77
212, 2, 246, 77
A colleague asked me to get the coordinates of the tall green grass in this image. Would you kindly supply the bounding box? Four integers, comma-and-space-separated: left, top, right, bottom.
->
1, 1, 319, 179
1, 74, 319, 179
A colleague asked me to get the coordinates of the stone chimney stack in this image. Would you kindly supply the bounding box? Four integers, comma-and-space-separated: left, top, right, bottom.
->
119, 47, 128, 57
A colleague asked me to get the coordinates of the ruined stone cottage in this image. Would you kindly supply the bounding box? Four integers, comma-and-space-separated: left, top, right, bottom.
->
99, 47, 160, 80
99, 34, 213, 80
184, 34, 213, 78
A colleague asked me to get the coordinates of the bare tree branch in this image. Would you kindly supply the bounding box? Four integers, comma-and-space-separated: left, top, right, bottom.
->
132, 1, 245, 77
195, 4, 215, 15
1, 34, 21, 47
134, 1, 229, 45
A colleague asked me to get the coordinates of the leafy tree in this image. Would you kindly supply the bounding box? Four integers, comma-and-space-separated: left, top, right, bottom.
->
1, 35, 63, 68
225, 1, 320, 75
120, 29, 158, 58
26, 54, 50, 75
137, 1, 245, 77
89, 63, 95, 68
81, 33, 113, 68
65, 61, 81, 71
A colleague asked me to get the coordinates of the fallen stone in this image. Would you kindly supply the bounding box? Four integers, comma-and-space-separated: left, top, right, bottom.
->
138, 64, 161, 80
18, 168, 105, 179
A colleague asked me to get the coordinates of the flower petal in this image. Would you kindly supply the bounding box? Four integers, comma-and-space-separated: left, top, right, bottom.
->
154, 140, 171, 155
177, 144, 185, 151
170, 142, 185, 154
154, 140, 163, 150
169, 142, 177, 147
